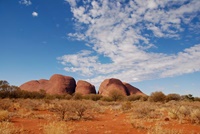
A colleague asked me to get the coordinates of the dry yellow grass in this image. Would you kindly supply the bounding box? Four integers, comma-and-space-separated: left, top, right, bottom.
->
0, 122, 23, 134
43, 121, 72, 134
0, 110, 9, 122
0, 97, 199, 134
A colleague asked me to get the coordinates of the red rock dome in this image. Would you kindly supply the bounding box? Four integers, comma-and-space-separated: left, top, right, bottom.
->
20, 74, 76, 95
98, 78, 130, 96
75, 80, 96, 95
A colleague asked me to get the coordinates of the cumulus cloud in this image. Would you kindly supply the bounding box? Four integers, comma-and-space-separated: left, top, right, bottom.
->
32, 11, 38, 17
58, 0, 200, 86
19, 0, 32, 6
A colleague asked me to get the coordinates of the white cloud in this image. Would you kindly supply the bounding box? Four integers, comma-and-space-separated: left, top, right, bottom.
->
19, 0, 32, 6
60, 0, 200, 86
32, 12, 38, 17
65, 0, 77, 7
147, 0, 157, 9
57, 50, 99, 76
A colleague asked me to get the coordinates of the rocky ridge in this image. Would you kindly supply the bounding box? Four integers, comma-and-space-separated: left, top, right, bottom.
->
20, 74, 145, 96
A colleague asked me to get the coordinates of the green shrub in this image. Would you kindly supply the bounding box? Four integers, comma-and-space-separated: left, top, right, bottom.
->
100, 96, 113, 102
166, 93, 181, 102
83, 94, 102, 101
72, 93, 83, 100
127, 95, 141, 101
108, 89, 125, 101
148, 91, 166, 102
194, 97, 200, 101
140, 95, 149, 101
181, 94, 194, 101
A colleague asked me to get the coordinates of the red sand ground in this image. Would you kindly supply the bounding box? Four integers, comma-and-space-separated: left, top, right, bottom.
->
11, 110, 200, 134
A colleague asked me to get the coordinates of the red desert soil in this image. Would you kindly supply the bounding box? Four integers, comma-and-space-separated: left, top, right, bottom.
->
11, 110, 200, 134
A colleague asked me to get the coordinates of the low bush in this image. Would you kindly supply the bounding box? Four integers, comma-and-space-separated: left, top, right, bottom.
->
0, 99, 12, 110
194, 97, 200, 101
134, 106, 155, 119
127, 95, 141, 101
179, 106, 190, 118
53, 100, 90, 121
72, 93, 83, 100
53, 101, 71, 120
148, 91, 166, 102
181, 94, 195, 101
100, 96, 113, 102
140, 95, 149, 101
166, 93, 181, 102
168, 109, 179, 119
70, 100, 89, 120
108, 89, 125, 101
83, 94, 102, 101
121, 101, 132, 111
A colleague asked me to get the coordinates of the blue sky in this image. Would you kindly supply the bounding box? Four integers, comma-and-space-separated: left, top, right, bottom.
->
0, 0, 200, 96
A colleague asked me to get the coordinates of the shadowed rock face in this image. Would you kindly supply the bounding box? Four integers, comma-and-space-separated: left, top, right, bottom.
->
20, 74, 76, 95
75, 80, 96, 95
98, 78, 130, 96
123, 82, 145, 96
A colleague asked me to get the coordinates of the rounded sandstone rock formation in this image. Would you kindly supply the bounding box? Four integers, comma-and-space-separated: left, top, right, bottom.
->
75, 80, 96, 95
19, 80, 44, 92
123, 82, 145, 96
48, 74, 76, 94
20, 74, 76, 95
98, 78, 130, 96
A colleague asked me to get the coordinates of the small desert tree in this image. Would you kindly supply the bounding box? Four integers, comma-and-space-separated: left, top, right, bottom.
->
54, 101, 71, 121
185, 94, 195, 101
54, 100, 90, 120
70, 101, 89, 120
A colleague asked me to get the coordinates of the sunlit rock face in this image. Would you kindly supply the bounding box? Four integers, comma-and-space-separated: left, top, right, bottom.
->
98, 78, 130, 96
20, 74, 76, 95
75, 80, 96, 95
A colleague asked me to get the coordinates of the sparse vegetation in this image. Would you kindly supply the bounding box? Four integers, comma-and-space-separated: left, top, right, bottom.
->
1, 80, 200, 133
53, 100, 91, 121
